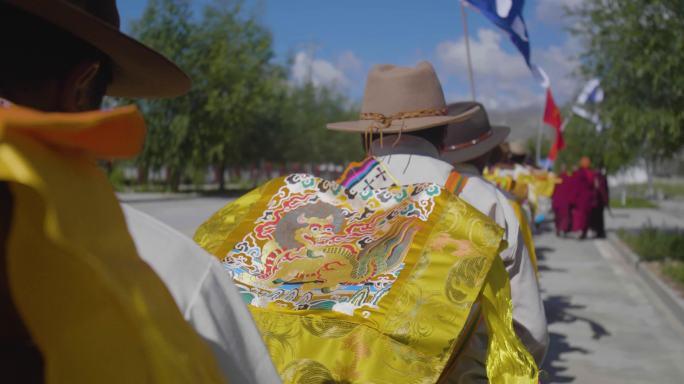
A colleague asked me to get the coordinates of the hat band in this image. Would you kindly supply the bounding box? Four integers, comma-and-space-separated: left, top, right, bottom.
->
443, 129, 494, 151
360, 107, 448, 128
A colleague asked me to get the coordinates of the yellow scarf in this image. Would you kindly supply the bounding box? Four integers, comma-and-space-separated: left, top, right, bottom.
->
0, 105, 225, 383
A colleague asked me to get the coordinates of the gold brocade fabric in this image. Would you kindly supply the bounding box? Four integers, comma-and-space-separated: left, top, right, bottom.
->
0, 105, 225, 383
195, 174, 538, 383
509, 199, 539, 275
481, 169, 539, 275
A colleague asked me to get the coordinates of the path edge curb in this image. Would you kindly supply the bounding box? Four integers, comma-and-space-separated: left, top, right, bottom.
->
607, 233, 684, 327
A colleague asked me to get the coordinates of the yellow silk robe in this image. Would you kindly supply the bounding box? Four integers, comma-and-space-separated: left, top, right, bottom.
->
195, 173, 538, 383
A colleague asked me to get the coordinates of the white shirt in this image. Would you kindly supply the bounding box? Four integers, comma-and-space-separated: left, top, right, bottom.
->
370, 137, 548, 380
121, 204, 281, 384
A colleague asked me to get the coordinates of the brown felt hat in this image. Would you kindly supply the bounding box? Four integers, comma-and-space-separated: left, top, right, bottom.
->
4, 0, 190, 98
441, 102, 511, 164
327, 61, 479, 133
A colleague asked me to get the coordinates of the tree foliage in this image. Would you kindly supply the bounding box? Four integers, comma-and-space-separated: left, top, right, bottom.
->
124, 0, 361, 190
570, 0, 684, 166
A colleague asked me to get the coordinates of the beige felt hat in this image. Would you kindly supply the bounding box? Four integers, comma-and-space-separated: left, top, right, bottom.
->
4, 0, 191, 98
441, 102, 511, 164
327, 61, 479, 133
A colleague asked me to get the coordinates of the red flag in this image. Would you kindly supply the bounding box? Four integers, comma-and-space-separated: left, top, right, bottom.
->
544, 88, 564, 160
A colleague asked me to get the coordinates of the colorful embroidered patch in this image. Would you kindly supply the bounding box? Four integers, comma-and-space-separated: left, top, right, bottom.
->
222, 174, 442, 314
337, 157, 397, 195
445, 170, 469, 196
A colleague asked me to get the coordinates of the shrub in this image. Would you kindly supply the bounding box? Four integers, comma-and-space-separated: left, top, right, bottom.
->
662, 262, 684, 285
618, 226, 684, 262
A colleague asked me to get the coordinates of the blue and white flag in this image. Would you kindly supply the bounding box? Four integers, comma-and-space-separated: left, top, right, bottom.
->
576, 78, 604, 105
573, 78, 605, 132
463, 0, 549, 87
463, 0, 531, 65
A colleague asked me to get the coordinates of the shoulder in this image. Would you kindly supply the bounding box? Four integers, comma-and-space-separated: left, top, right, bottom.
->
462, 176, 521, 240
122, 204, 215, 312
460, 176, 504, 210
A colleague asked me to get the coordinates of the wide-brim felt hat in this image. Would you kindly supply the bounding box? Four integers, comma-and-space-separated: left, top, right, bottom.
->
441, 102, 511, 164
327, 61, 479, 133
4, 0, 191, 98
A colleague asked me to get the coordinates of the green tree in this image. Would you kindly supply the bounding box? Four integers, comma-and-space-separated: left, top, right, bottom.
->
570, 0, 684, 168
122, 0, 361, 190
129, 0, 201, 190
194, 0, 286, 189
275, 82, 362, 165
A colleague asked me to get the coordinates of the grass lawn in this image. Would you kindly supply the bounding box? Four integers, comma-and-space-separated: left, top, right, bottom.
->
610, 197, 658, 209
618, 227, 684, 291
618, 227, 684, 262
662, 262, 684, 286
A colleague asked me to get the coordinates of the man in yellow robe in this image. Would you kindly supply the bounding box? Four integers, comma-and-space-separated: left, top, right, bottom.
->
440, 102, 547, 372
0, 1, 270, 382
195, 61, 539, 383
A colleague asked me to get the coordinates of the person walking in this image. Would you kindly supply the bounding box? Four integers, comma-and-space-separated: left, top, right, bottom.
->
552, 164, 573, 237
440, 102, 548, 372
571, 157, 598, 239
0, 1, 277, 382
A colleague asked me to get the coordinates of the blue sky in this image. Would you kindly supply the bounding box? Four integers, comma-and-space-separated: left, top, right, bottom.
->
118, 0, 582, 111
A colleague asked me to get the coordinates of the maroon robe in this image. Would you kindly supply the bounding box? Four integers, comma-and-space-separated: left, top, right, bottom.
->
590, 172, 609, 237
571, 168, 598, 232
552, 172, 573, 233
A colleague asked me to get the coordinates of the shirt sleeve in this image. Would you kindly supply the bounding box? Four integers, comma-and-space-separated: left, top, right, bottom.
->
121, 204, 281, 384
186, 258, 282, 384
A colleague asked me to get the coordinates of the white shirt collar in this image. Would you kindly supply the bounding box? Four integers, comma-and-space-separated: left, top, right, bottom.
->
452, 163, 481, 176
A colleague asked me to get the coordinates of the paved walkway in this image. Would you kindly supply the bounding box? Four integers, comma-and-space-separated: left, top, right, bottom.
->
537, 224, 684, 383
123, 196, 231, 237
126, 197, 684, 383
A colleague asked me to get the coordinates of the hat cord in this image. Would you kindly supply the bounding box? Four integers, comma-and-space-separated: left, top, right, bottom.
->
361, 107, 447, 154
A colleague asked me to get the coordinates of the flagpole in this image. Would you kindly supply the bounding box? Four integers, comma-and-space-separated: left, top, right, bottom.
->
460, 2, 476, 101
535, 105, 544, 165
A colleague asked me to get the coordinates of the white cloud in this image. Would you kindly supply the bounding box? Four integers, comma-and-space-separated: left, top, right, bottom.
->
290, 50, 364, 91
437, 29, 529, 82
336, 50, 362, 73
535, 0, 584, 24
436, 27, 581, 111
291, 51, 347, 88
536, 37, 581, 102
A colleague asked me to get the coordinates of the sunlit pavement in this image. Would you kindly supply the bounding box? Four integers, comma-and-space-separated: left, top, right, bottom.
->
122, 195, 233, 237
126, 196, 684, 383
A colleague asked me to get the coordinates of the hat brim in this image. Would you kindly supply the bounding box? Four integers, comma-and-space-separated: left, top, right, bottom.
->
440, 125, 511, 164
7, 0, 191, 98
327, 105, 480, 133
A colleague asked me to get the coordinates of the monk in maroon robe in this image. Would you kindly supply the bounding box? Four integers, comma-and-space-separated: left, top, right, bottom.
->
590, 169, 609, 238
552, 164, 573, 236
571, 157, 598, 239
